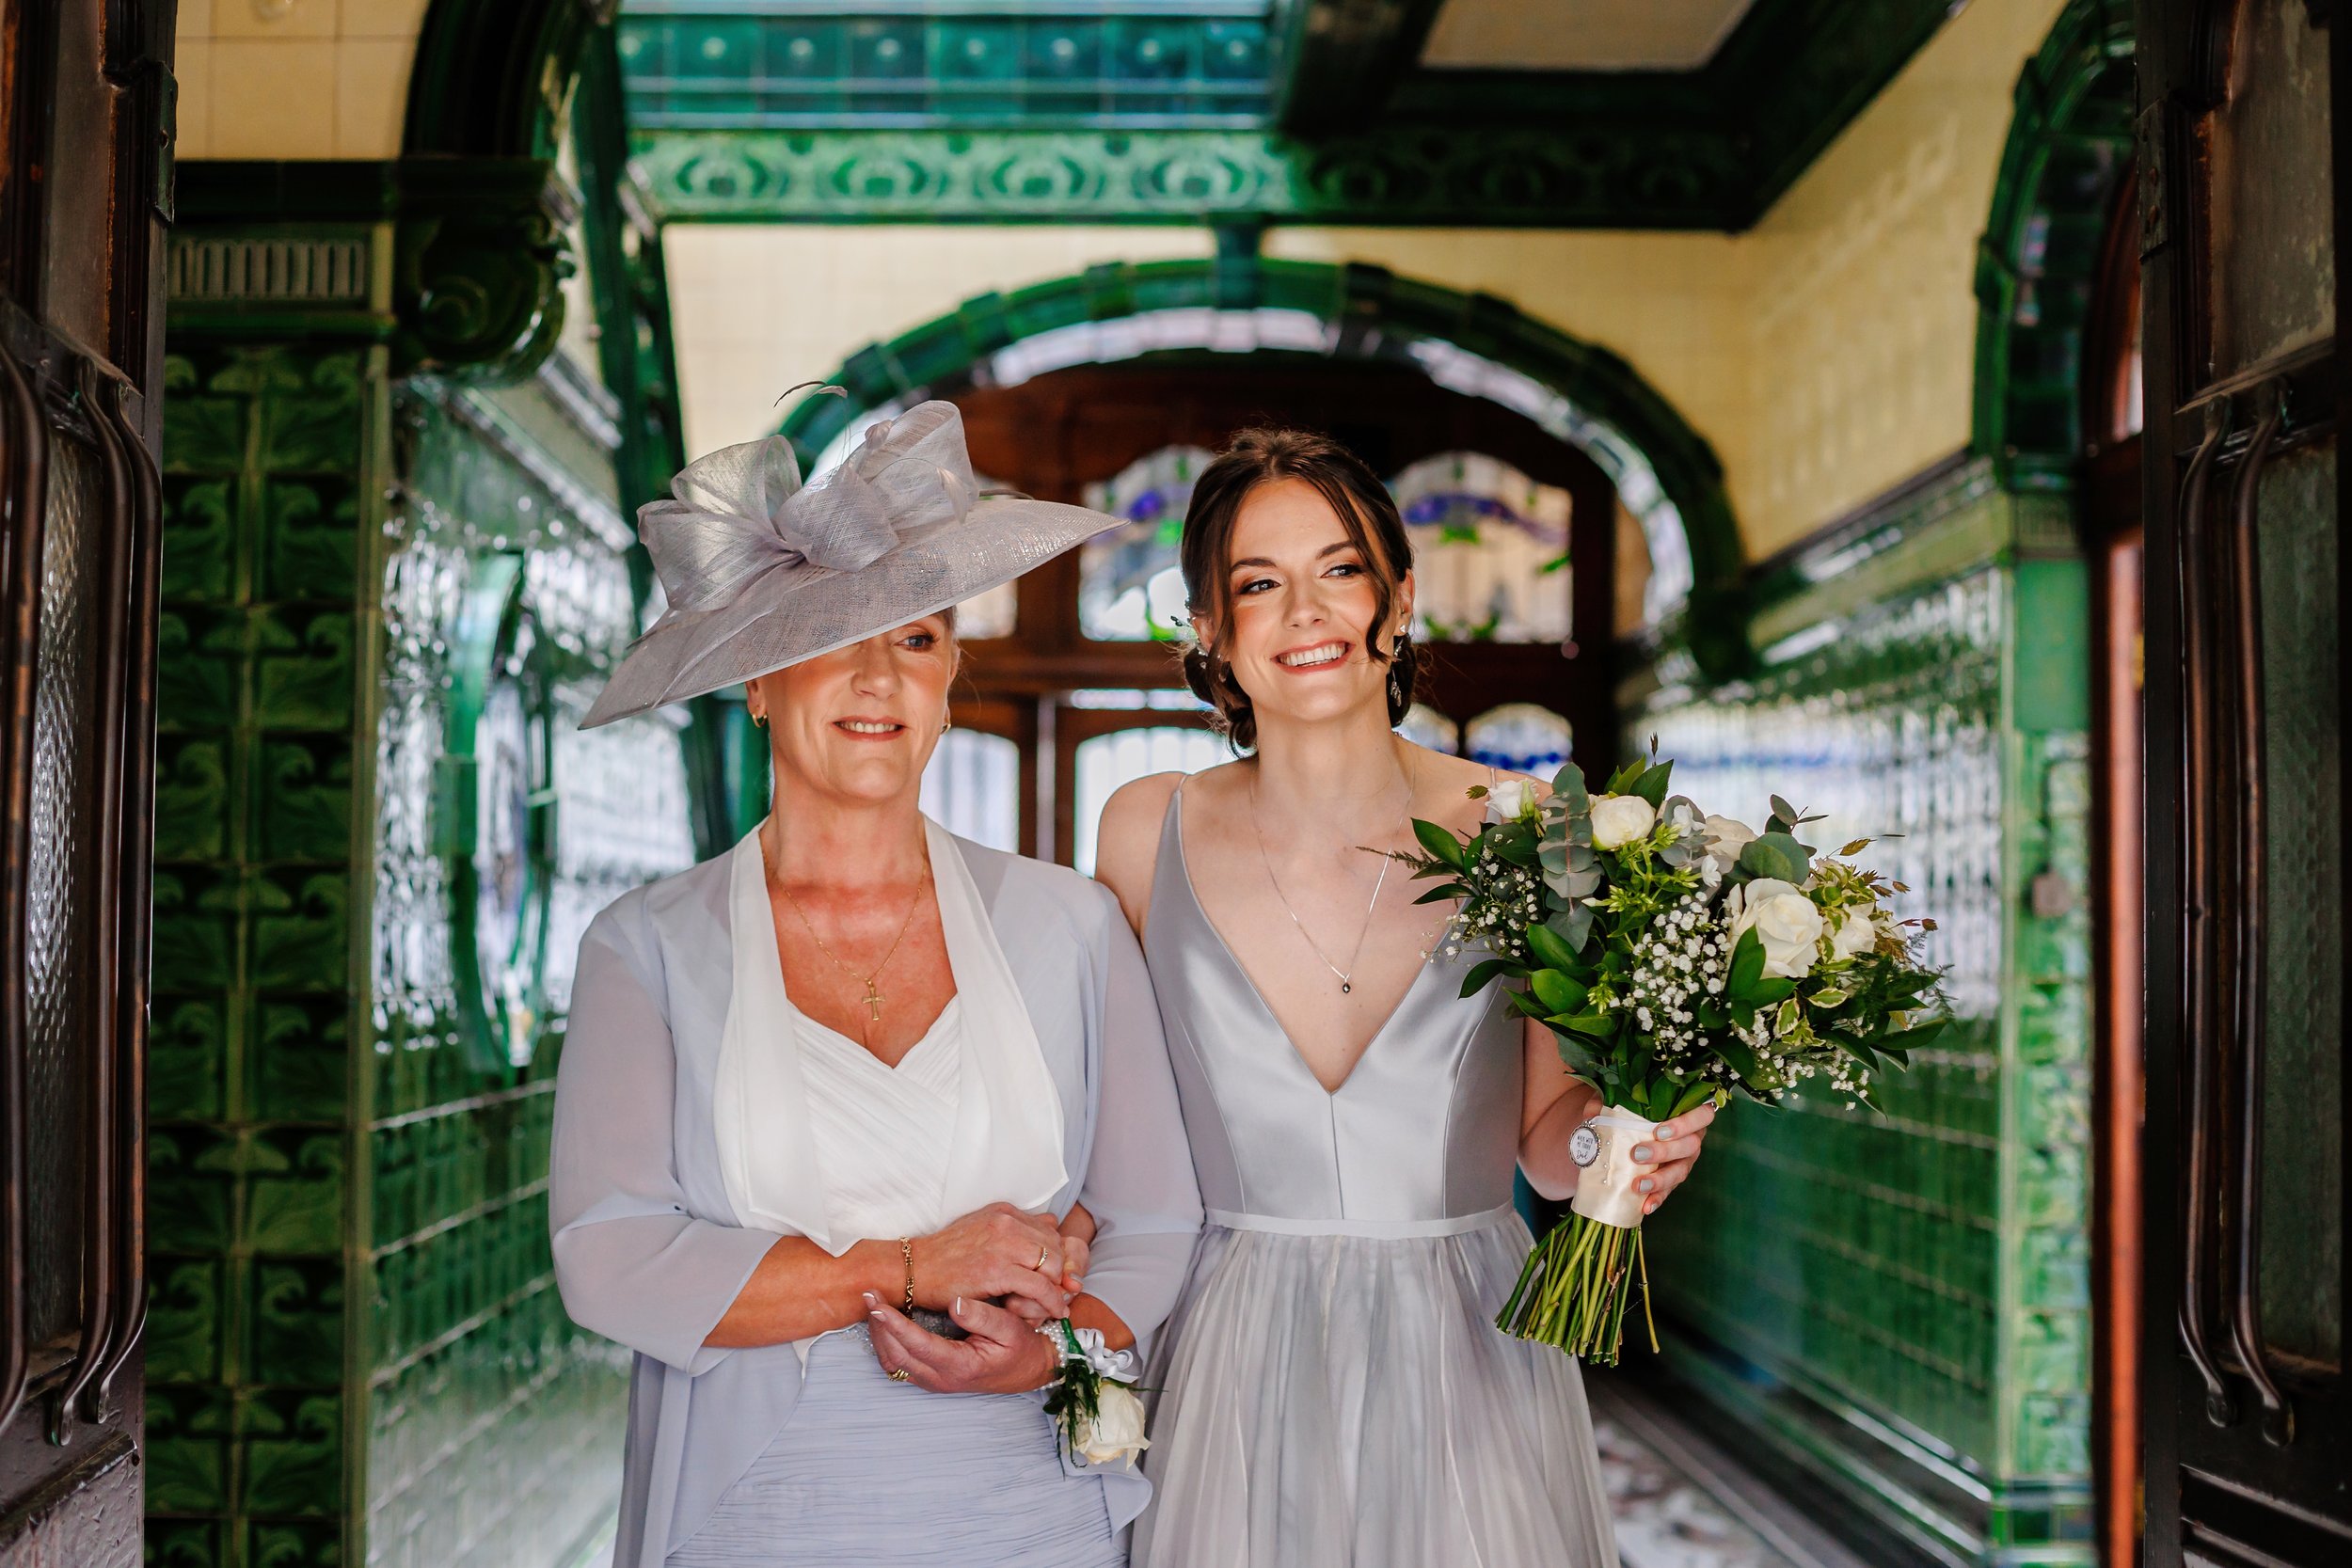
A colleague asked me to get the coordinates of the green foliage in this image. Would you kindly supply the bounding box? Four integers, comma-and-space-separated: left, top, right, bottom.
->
1410, 755, 1947, 1121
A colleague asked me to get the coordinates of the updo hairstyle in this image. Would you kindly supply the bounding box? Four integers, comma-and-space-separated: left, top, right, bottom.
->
1178, 428, 1420, 752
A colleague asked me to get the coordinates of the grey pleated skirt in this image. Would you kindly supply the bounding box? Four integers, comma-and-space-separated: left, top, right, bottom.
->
664, 1317, 1120, 1568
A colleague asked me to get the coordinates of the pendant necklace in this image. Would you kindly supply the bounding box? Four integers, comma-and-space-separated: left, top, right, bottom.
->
1249, 768, 1411, 996
774, 865, 929, 1027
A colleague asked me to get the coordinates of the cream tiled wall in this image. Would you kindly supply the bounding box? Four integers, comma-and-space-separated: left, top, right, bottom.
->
1261, 228, 1752, 522
1735, 0, 2070, 553
176, 0, 431, 160
663, 225, 1219, 455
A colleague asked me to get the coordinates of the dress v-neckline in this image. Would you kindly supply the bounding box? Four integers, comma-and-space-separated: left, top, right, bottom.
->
794, 996, 960, 1077
1171, 791, 1436, 1098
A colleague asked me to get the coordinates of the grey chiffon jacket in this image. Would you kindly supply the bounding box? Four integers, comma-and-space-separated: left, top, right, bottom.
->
549, 832, 1203, 1568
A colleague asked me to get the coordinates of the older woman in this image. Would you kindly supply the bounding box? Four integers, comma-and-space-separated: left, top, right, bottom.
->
551, 403, 1201, 1568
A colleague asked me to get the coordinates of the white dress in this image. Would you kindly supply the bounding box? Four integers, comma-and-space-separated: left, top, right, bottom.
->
666, 999, 1122, 1567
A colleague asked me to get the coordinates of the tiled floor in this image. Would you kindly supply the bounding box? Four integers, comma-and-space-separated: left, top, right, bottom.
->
1597, 1406, 1809, 1568
1590, 1373, 1877, 1568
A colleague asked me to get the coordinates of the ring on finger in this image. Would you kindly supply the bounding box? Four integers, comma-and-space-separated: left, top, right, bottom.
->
888, 1367, 913, 1384
1037, 1243, 1050, 1272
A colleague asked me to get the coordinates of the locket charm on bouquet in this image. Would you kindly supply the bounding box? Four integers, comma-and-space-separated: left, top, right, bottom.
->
1565, 1110, 1659, 1229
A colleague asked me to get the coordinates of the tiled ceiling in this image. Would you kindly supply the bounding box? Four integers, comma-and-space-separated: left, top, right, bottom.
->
1420, 0, 1757, 71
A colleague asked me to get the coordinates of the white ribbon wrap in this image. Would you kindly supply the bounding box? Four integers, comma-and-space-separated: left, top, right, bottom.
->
1567, 1108, 1662, 1228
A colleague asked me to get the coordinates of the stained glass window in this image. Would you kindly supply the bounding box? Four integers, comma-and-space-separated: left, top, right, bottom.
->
1463, 703, 1573, 776
1071, 725, 1226, 873
1078, 444, 1212, 641
1388, 451, 1570, 642
918, 727, 1022, 852
1398, 701, 1459, 753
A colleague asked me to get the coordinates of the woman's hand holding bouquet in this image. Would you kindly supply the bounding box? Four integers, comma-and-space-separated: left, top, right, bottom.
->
1401, 745, 1947, 1364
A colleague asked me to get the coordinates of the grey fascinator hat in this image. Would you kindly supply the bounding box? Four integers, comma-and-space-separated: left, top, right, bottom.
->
582, 400, 1120, 729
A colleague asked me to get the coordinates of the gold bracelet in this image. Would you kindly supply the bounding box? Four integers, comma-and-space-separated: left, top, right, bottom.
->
898, 1237, 915, 1315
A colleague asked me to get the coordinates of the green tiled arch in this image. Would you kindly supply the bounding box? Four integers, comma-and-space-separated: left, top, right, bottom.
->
778, 255, 1753, 678
1970, 0, 2137, 492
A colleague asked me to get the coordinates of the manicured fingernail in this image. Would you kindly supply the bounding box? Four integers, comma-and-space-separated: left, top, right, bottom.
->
1658, 1124, 1677, 1138
953, 1297, 963, 1314
1631, 1146, 1653, 1163
869, 1309, 886, 1322
861, 1291, 878, 1307
1638, 1178, 1655, 1194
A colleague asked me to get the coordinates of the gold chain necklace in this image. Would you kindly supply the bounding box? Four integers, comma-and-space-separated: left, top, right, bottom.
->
772, 867, 930, 1026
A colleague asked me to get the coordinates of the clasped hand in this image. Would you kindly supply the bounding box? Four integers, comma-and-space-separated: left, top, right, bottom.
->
907, 1200, 1088, 1324
866, 1202, 1086, 1394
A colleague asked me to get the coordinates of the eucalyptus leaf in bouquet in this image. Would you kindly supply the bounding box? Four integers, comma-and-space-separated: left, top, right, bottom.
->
1397, 744, 1947, 1365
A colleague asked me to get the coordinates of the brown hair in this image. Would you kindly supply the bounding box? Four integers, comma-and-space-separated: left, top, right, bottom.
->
1178, 428, 1419, 751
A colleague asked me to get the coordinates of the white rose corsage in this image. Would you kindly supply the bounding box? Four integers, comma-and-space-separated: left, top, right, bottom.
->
1041, 1321, 1148, 1468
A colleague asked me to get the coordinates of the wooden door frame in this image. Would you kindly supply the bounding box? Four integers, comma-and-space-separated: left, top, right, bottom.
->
2136, 3, 2352, 1563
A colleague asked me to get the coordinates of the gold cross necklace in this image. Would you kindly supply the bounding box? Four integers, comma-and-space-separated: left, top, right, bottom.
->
772, 867, 930, 1026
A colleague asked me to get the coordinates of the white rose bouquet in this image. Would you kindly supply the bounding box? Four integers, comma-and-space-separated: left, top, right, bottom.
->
1399, 744, 1947, 1365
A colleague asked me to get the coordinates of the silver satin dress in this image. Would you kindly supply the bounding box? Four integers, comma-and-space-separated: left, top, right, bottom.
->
1132, 791, 1618, 1568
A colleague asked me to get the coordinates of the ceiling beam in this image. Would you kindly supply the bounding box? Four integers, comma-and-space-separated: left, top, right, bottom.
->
1271, 0, 1453, 134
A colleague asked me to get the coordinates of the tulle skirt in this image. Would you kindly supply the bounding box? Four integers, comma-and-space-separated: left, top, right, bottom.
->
1132, 1213, 1616, 1568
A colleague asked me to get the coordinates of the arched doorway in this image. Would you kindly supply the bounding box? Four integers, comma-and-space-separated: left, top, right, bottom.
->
739, 258, 1744, 865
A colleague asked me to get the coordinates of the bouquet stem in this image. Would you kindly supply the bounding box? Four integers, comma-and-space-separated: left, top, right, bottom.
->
1496, 1213, 1658, 1366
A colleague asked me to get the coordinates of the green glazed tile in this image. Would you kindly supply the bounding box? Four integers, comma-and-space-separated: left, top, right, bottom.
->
252, 607, 354, 732
253, 352, 363, 474
146, 1435, 230, 1514
262, 479, 360, 605
156, 608, 243, 733
242, 1129, 345, 1255
239, 1390, 342, 1515
161, 388, 246, 482
162, 477, 238, 604
257, 738, 354, 865
145, 1259, 224, 1385
248, 1259, 345, 1386
153, 736, 231, 863
252, 999, 349, 1122
248, 1519, 343, 1568
148, 1124, 236, 1255
144, 1516, 226, 1568
251, 871, 348, 991
150, 866, 239, 995
150, 996, 229, 1123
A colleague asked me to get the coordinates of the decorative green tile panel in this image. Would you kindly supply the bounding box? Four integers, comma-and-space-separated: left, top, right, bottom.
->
619, 5, 1275, 130
356, 374, 691, 1568
157, 195, 694, 1564
1636, 473, 2094, 1566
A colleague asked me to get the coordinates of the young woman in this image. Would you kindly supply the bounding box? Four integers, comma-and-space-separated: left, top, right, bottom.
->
551, 403, 1200, 1568
1093, 429, 1717, 1567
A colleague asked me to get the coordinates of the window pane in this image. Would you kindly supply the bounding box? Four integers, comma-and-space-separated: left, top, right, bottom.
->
1388, 451, 1570, 643
958, 580, 1018, 639
919, 728, 1021, 852
1464, 703, 1573, 776
1079, 445, 1214, 641
1398, 701, 1459, 753
956, 474, 1021, 637
1071, 724, 1226, 872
